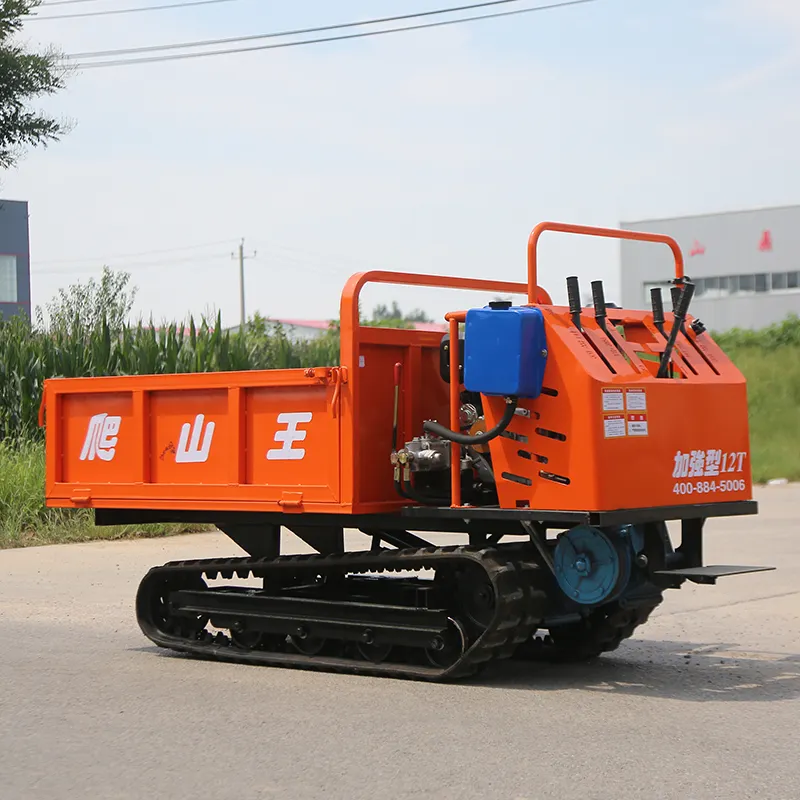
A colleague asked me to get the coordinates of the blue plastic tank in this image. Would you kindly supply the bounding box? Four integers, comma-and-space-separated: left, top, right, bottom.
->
463, 301, 547, 398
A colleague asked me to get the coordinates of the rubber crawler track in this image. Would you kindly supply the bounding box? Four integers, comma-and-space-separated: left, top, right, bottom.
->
136, 545, 548, 682
519, 598, 663, 663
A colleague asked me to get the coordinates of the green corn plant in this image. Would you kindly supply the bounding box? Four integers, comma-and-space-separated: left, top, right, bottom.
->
1, 306, 342, 447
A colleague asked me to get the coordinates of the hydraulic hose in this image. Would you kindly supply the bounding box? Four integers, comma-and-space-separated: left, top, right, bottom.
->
422, 397, 518, 445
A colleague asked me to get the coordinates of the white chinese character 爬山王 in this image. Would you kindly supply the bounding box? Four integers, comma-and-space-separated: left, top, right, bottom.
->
80, 413, 122, 462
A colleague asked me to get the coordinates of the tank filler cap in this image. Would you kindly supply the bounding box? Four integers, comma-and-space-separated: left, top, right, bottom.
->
488, 300, 512, 310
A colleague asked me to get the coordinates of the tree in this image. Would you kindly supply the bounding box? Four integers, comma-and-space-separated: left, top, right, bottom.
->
38, 266, 138, 333
1, 0, 69, 171
370, 301, 433, 326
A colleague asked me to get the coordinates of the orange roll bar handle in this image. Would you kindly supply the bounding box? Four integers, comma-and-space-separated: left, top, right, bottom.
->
527, 221, 686, 303
448, 316, 461, 508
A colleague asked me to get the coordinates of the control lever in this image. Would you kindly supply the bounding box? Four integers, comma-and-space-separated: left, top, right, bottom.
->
657, 281, 695, 378
592, 279, 627, 358
566, 276, 582, 330
566, 276, 614, 373
650, 287, 666, 336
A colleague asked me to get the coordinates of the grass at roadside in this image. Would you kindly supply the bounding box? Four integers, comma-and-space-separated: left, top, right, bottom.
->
0, 441, 213, 549
728, 344, 800, 483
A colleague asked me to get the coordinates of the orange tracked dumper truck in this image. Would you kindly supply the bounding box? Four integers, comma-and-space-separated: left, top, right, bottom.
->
41, 222, 773, 681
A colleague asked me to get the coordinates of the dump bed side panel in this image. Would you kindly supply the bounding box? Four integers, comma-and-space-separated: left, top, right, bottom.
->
45, 368, 344, 512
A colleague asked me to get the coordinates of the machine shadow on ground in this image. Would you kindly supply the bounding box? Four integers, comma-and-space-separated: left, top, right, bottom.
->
472, 639, 800, 702
131, 638, 800, 703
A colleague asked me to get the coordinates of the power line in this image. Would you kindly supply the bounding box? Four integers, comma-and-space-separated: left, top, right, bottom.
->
41, 0, 127, 5
42, 1, 114, 5
31, 0, 235, 22
34, 239, 238, 266
69, 0, 598, 68
34, 253, 231, 275
69, 0, 526, 59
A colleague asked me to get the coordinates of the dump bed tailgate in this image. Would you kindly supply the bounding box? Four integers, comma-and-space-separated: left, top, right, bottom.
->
42, 367, 346, 513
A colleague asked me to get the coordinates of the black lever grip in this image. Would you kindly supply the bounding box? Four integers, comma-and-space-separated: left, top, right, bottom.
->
566, 276, 581, 316
591, 280, 607, 321
670, 285, 681, 312
674, 281, 695, 318
650, 287, 665, 327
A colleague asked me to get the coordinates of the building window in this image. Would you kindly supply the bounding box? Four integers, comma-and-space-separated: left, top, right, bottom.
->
0, 255, 17, 303
772, 273, 788, 290
642, 269, 800, 305
738, 274, 755, 293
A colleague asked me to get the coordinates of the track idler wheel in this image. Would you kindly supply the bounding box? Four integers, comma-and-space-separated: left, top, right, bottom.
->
136, 570, 209, 642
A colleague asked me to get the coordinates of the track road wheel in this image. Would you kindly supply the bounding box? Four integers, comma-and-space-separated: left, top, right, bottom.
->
425, 618, 468, 669
230, 628, 266, 650
287, 629, 327, 656
356, 641, 393, 664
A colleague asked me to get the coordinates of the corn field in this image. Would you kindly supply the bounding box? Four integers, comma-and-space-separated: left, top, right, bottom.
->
0, 312, 340, 445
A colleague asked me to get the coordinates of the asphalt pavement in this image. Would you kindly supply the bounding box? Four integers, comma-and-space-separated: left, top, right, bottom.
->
1, 485, 798, 800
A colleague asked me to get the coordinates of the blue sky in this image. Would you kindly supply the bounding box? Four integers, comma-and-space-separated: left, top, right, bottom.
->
5, 0, 800, 325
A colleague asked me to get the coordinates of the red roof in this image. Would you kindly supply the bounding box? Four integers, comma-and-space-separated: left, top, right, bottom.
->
411, 321, 448, 332
270, 319, 334, 330
271, 318, 447, 332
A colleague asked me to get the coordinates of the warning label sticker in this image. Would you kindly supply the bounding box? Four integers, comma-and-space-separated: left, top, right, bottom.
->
601, 388, 624, 412
625, 388, 647, 411
627, 413, 649, 437
603, 414, 626, 439
602, 387, 649, 438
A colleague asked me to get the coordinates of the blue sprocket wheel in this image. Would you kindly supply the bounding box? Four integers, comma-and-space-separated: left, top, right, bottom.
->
553, 525, 631, 606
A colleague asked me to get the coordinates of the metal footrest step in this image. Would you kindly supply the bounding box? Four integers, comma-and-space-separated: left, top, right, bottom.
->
653, 565, 775, 585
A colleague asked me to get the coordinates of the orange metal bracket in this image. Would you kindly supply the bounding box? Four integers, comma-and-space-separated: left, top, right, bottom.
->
527, 221, 686, 303
330, 366, 347, 418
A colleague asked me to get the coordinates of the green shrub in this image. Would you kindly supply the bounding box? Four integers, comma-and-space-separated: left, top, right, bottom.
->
0, 311, 340, 445
713, 313, 800, 350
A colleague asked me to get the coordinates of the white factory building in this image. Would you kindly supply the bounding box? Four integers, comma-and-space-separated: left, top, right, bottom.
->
620, 204, 800, 332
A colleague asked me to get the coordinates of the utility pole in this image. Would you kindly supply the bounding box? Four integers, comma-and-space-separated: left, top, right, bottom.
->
233, 238, 256, 331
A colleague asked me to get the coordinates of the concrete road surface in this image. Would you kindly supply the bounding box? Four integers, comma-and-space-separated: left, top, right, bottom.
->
1, 485, 798, 800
